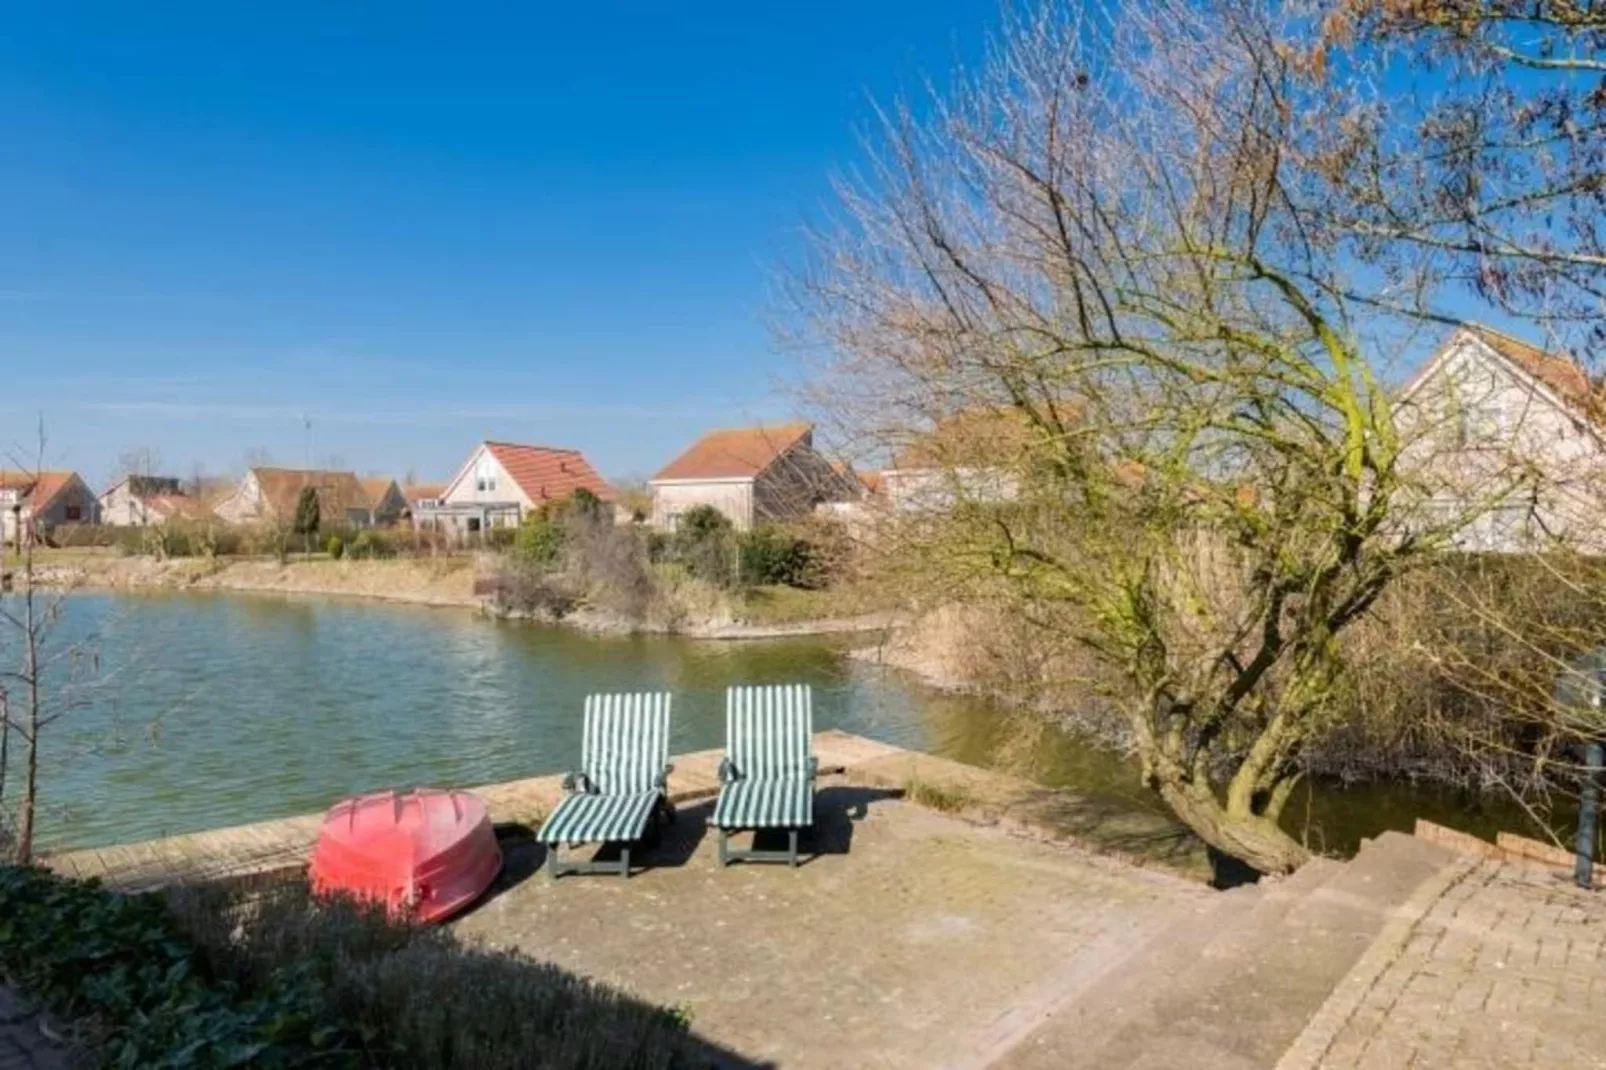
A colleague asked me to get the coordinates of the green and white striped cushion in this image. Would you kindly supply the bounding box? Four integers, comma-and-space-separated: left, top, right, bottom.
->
712, 776, 813, 829
581, 692, 672, 795
536, 692, 672, 846
713, 684, 816, 830
540, 790, 661, 845
725, 684, 813, 780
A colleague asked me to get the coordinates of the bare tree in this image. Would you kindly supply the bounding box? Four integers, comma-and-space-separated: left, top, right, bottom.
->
0, 420, 98, 862
1310, 0, 1606, 348
116, 445, 164, 480
792, 0, 1546, 873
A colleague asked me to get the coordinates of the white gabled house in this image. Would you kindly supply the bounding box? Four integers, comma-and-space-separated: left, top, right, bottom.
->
416, 441, 615, 539
0, 470, 99, 546
1396, 325, 1606, 552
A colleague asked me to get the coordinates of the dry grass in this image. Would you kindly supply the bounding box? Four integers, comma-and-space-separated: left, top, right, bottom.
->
904, 777, 974, 814
163, 877, 708, 1069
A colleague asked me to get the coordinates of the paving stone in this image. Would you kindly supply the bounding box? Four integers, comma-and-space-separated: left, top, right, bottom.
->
454, 790, 1204, 1070
1295, 860, 1606, 1070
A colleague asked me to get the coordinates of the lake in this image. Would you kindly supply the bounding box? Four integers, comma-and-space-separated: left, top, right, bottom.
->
8, 591, 1550, 855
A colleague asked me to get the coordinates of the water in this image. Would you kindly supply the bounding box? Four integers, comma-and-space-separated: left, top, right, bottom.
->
7, 591, 1559, 855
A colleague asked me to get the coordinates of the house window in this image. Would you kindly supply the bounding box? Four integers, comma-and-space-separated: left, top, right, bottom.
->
64, 505, 82, 522
474, 455, 497, 494
467, 517, 482, 533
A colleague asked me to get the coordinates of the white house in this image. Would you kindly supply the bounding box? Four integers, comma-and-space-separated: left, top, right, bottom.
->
881, 409, 1029, 514
99, 475, 205, 527
0, 470, 99, 546
649, 422, 850, 532
415, 441, 614, 539
1396, 325, 1606, 552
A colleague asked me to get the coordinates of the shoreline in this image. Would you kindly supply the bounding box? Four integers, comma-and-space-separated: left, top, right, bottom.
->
17, 552, 903, 641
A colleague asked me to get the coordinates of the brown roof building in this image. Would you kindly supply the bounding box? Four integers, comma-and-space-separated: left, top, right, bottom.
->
213, 467, 377, 527
0, 469, 99, 544
649, 422, 845, 531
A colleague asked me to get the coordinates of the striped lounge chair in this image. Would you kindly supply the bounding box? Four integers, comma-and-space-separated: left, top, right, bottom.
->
711, 684, 817, 867
538, 693, 674, 878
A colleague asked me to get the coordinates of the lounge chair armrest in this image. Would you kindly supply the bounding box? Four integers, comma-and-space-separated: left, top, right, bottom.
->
717, 757, 737, 784
655, 764, 673, 790
806, 756, 819, 780
561, 771, 591, 794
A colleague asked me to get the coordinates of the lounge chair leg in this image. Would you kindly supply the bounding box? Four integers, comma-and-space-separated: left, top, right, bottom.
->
718, 827, 730, 867
547, 844, 561, 879
621, 846, 631, 878
789, 828, 799, 868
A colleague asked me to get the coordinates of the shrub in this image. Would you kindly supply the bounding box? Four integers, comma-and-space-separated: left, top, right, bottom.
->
47, 523, 120, 549
166, 878, 699, 1070
326, 534, 345, 560
670, 505, 734, 586
348, 530, 397, 560
737, 527, 817, 588
0, 865, 356, 1067
0, 866, 704, 1070
516, 509, 566, 567
485, 565, 579, 619
483, 526, 517, 551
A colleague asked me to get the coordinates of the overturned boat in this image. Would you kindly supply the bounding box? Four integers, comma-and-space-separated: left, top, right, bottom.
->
309, 788, 502, 924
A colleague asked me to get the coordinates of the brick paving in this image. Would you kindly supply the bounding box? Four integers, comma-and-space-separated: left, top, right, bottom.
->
1293, 859, 1606, 1070
456, 786, 1205, 1070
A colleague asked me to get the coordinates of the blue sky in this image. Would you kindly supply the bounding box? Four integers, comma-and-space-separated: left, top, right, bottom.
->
0, 1, 998, 487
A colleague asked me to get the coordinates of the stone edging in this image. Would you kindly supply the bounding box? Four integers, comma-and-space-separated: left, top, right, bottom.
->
1271, 850, 1481, 1070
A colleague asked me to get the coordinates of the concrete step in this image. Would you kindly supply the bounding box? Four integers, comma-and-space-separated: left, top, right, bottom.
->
987, 832, 1459, 1070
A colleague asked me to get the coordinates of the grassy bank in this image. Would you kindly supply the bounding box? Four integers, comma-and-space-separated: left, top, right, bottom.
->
14, 546, 896, 636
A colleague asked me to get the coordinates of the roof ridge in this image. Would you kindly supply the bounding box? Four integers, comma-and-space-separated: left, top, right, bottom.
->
694, 420, 813, 436
484, 440, 581, 454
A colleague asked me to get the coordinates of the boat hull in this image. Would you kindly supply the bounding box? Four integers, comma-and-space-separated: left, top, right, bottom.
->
309, 789, 502, 924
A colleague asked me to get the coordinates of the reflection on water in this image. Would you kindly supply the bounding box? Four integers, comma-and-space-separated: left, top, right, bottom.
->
23, 592, 1559, 856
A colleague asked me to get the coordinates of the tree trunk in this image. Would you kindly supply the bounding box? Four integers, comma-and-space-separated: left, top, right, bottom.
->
15, 547, 39, 865
1156, 778, 1311, 876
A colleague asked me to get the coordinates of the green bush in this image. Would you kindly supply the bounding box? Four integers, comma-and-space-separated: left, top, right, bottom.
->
0, 867, 705, 1070
348, 530, 397, 560
515, 509, 566, 567
0, 865, 356, 1067
483, 525, 518, 551
326, 534, 345, 560
669, 505, 734, 586
737, 527, 817, 588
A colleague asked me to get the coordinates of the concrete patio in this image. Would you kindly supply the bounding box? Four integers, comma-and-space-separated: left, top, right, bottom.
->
453, 779, 1207, 1069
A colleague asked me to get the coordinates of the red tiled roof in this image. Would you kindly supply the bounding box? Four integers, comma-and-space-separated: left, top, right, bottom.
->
1406, 325, 1601, 420
891, 409, 1038, 470
359, 478, 401, 507
1466, 325, 1594, 407
653, 423, 814, 481
0, 470, 77, 511
484, 442, 614, 504
402, 482, 446, 505
251, 468, 372, 519
147, 494, 215, 522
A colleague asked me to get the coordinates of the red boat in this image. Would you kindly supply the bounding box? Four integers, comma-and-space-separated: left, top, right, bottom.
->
308, 789, 502, 924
